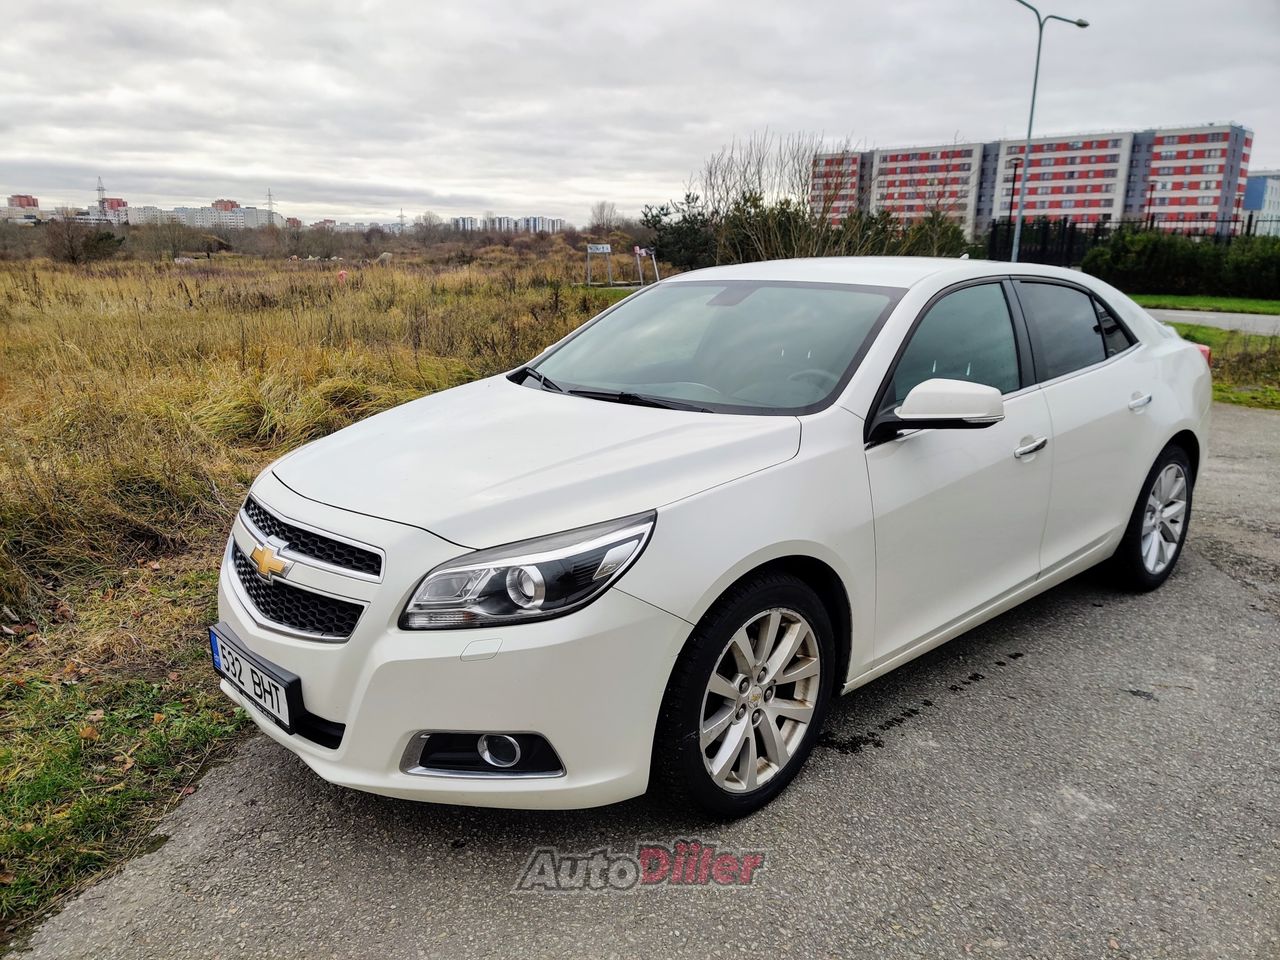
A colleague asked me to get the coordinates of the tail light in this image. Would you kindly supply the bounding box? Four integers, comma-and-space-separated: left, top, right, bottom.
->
1194, 343, 1212, 366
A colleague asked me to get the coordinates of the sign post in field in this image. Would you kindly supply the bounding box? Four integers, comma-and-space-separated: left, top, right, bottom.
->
633, 246, 660, 285
585, 243, 613, 286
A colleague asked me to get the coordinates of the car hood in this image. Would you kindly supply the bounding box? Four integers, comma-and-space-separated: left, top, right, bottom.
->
272, 376, 801, 548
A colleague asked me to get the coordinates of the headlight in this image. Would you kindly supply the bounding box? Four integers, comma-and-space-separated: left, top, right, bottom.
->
399, 512, 656, 629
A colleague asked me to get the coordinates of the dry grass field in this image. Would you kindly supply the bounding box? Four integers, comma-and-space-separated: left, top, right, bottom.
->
0, 251, 624, 936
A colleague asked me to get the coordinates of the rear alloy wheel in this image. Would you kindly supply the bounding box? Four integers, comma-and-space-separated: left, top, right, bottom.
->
1140, 462, 1189, 576
653, 573, 834, 818
1112, 444, 1194, 591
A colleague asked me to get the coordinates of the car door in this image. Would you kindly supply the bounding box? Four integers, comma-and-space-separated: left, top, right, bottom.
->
1012, 279, 1162, 573
864, 280, 1053, 660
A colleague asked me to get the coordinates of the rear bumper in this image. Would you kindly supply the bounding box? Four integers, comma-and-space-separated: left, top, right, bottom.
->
217, 567, 691, 809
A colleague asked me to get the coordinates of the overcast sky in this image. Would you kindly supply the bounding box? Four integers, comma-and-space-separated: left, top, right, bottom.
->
3, 0, 1277, 226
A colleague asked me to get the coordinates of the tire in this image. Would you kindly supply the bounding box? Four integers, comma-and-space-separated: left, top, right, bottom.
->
651, 572, 836, 819
1111, 443, 1194, 591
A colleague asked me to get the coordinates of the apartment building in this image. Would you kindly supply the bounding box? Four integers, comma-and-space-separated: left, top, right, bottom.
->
1123, 123, 1252, 225
1243, 170, 1280, 235
451, 215, 565, 233
811, 122, 1255, 238
810, 151, 863, 224
127, 205, 168, 225
2, 193, 53, 223
127, 202, 282, 228
95, 199, 130, 225
869, 142, 988, 237
519, 215, 566, 233
986, 131, 1133, 233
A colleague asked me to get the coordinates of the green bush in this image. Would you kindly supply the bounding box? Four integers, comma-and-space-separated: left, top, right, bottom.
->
642, 194, 968, 270
1082, 231, 1280, 298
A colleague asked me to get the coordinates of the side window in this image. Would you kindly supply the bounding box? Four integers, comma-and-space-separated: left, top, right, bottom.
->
1016, 282, 1107, 380
1094, 298, 1135, 357
884, 283, 1021, 410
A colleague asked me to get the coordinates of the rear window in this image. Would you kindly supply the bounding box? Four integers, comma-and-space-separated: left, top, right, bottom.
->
1016, 281, 1109, 381
1095, 298, 1136, 357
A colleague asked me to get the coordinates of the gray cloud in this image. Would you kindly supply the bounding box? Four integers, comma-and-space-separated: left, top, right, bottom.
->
2, 0, 1277, 225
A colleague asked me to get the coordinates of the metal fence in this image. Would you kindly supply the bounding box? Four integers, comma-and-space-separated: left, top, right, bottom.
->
986, 215, 1280, 267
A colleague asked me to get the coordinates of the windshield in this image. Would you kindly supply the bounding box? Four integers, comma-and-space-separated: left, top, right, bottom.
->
530, 280, 905, 414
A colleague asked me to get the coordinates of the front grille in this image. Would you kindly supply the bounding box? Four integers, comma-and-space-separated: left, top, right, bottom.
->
232, 545, 363, 639
243, 497, 382, 577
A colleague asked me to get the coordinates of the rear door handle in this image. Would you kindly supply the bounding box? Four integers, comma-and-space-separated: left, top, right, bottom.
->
1014, 437, 1047, 459
1128, 393, 1153, 410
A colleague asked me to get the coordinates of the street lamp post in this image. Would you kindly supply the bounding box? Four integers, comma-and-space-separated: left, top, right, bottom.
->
1009, 0, 1088, 263
1007, 156, 1024, 227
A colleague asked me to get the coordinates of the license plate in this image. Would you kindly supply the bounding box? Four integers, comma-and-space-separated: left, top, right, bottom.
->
210, 627, 294, 731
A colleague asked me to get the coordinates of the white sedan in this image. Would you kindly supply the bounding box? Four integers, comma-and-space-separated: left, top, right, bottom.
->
211, 257, 1210, 817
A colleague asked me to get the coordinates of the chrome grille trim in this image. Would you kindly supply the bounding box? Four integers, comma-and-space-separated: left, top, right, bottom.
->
240, 497, 384, 583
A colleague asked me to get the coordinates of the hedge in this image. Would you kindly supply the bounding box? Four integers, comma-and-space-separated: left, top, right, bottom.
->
1081, 231, 1280, 299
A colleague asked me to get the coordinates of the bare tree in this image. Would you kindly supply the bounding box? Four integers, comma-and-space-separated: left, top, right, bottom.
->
149, 217, 198, 260
413, 211, 445, 244
695, 130, 863, 261
653, 130, 968, 265
588, 201, 620, 232
44, 212, 123, 264
309, 222, 339, 259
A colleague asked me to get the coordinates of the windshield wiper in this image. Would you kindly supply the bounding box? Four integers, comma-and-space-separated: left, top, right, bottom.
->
516, 366, 563, 393
567, 389, 711, 413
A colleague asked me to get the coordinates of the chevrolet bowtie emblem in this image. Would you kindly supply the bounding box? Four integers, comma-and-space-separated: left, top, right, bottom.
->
249, 542, 290, 583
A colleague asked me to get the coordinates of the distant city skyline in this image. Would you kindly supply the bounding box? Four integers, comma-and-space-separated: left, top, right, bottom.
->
3, 186, 573, 233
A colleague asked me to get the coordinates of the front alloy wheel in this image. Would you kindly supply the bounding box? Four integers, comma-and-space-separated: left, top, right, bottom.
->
699, 608, 821, 793
653, 573, 835, 818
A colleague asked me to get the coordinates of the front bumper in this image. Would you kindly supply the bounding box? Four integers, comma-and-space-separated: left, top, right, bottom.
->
216, 475, 692, 809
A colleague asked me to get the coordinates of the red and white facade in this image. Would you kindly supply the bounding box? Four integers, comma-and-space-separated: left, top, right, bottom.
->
808, 122, 1255, 237
810, 152, 861, 224
995, 132, 1132, 227
1126, 124, 1252, 227
868, 143, 986, 237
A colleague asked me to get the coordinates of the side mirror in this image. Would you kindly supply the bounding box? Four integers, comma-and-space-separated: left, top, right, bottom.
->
897, 378, 1005, 425
867, 378, 1004, 444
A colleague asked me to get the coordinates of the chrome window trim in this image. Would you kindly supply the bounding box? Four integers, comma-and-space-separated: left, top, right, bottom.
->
997, 382, 1041, 402
241, 498, 385, 584
223, 538, 367, 644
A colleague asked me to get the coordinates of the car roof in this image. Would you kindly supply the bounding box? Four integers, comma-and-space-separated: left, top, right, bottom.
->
664, 256, 1089, 290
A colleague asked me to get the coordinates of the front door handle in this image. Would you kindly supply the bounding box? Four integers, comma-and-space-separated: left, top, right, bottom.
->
1128, 393, 1153, 411
1014, 437, 1048, 459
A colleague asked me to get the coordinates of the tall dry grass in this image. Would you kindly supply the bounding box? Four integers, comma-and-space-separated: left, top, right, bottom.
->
0, 254, 615, 614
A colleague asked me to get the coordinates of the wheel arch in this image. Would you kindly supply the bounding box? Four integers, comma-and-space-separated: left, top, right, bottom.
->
1167, 428, 1201, 480
683, 554, 854, 691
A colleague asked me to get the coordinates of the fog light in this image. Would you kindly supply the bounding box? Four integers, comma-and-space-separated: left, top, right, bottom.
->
477, 733, 522, 768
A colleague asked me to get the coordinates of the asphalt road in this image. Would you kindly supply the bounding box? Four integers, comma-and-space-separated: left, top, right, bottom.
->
13, 404, 1279, 960
1148, 308, 1280, 337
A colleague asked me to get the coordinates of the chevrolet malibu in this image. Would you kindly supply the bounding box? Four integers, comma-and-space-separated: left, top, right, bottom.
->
211, 257, 1210, 817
